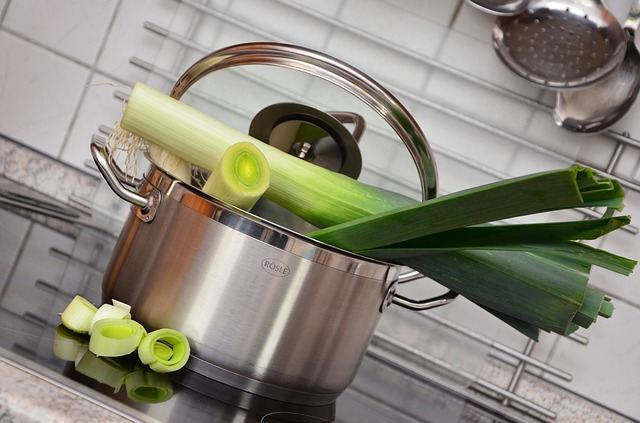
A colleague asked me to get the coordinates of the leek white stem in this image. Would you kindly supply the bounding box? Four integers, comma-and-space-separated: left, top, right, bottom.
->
120, 83, 414, 228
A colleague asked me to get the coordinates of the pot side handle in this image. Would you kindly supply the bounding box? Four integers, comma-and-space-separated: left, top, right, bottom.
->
382, 269, 457, 311
90, 141, 161, 222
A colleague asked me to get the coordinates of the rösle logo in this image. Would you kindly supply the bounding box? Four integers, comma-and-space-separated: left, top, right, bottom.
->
260, 258, 290, 277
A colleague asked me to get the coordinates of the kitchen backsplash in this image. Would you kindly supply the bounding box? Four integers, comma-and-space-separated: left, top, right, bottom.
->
1, 0, 640, 420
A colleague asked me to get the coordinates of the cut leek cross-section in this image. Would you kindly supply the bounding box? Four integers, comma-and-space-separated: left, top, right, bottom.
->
202, 141, 270, 211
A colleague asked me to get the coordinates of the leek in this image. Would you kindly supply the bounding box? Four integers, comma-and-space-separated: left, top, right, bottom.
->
120, 83, 414, 228
202, 142, 270, 211
356, 216, 629, 251
89, 303, 131, 335
364, 241, 636, 276
89, 318, 146, 357
138, 328, 190, 373
308, 166, 625, 251
61, 296, 97, 334
399, 251, 605, 335
115, 83, 636, 340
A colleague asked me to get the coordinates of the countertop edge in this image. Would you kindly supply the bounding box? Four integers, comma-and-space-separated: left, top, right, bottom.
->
0, 349, 152, 423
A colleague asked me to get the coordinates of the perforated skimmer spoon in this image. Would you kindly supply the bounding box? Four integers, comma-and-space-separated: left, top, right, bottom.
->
493, 0, 627, 89
554, 0, 640, 133
465, 0, 529, 16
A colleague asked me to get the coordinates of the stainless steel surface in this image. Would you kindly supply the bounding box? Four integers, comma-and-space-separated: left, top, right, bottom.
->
103, 164, 396, 405
554, 0, 640, 132
493, 0, 627, 89
465, 0, 529, 16
391, 291, 460, 310
134, 15, 640, 416
166, 42, 458, 307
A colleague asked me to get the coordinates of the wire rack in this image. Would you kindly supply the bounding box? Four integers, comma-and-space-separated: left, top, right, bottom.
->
83, 0, 640, 421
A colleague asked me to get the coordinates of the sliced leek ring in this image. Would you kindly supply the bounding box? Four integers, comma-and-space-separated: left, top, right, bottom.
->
89, 304, 131, 335
138, 329, 190, 373
60, 295, 97, 334
125, 368, 173, 403
111, 299, 131, 314
89, 318, 146, 357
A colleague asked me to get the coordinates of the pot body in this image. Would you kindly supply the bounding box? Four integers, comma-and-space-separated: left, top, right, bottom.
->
103, 166, 398, 405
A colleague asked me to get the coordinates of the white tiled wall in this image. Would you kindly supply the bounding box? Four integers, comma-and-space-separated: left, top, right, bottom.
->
4, 0, 118, 65
97, 0, 180, 85
61, 73, 125, 169
0, 31, 89, 157
1, 0, 640, 418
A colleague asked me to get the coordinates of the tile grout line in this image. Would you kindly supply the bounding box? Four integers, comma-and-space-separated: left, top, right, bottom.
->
418, 2, 458, 112
300, 0, 348, 96
168, 0, 210, 76
0, 223, 33, 302
448, 0, 465, 28
56, 0, 124, 160
2, 22, 132, 91
0, 0, 10, 23
0, 26, 93, 70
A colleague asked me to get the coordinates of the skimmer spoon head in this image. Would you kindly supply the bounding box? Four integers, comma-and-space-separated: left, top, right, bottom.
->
493, 0, 627, 89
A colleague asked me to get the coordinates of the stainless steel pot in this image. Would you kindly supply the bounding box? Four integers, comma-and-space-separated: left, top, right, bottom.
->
92, 42, 456, 406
